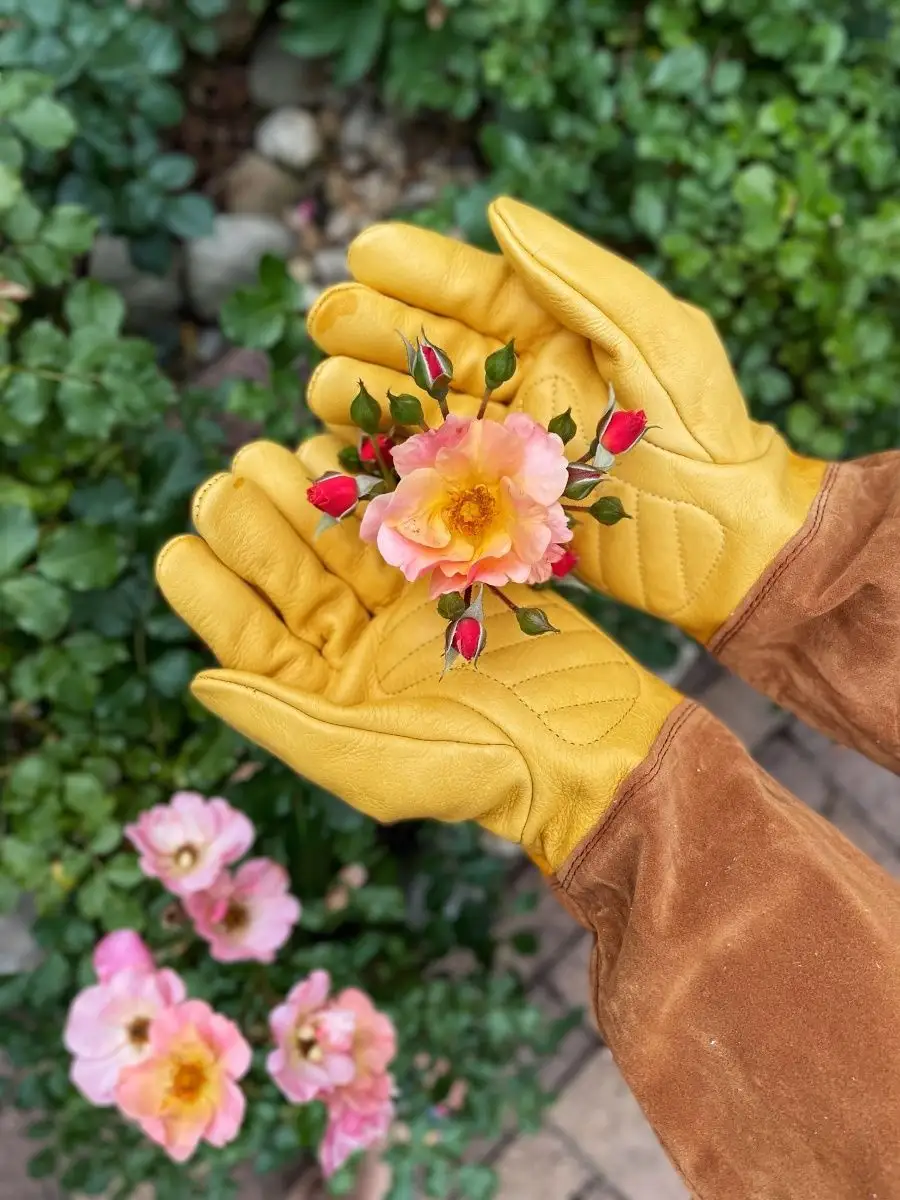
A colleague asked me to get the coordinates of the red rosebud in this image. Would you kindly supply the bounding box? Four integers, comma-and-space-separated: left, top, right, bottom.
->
551, 548, 579, 579
600, 410, 648, 455
359, 434, 395, 465
452, 616, 485, 662
306, 473, 358, 519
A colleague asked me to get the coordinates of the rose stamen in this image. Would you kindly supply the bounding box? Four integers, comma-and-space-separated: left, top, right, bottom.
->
173, 844, 198, 871
221, 901, 249, 933
169, 1060, 207, 1104
444, 486, 496, 539
127, 1017, 151, 1048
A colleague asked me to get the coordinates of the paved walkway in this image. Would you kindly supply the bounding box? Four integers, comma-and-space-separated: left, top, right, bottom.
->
3, 662, 898, 1200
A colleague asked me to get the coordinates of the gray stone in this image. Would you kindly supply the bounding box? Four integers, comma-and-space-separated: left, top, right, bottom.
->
339, 104, 404, 174
186, 215, 295, 318
88, 235, 181, 330
254, 107, 322, 172
0, 896, 40, 975
311, 245, 350, 285
247, 27, 329, 110
220, 151, 306, 217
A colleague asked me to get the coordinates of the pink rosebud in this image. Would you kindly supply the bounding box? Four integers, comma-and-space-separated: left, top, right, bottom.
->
267, 970, 356, 1104
401, 331, 453, 400
184, 859, 301, 963
125, 792, 254, 897
551, 548, 579, 580
452, 617, 485, 662
116, 999, 250, 1163
64, 967, 186, 1106
93, 930, 155, 982
600, 409, 648, 455
358, 434, 395, 466
338, 863, 368, 889
306, 473, 359, 519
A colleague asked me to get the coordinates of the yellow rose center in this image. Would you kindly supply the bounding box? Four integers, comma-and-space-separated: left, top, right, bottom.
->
127, 1017, 151, 1048
174, 844, 198, 871
295, 1022, 323, 1062
444, 485, 496, 540
170, 1061, 207, 1104
222, 901, 249, 933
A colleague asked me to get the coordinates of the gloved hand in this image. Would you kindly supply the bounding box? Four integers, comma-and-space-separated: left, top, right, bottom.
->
155, 436, 679, 873
306, 198, 827, 645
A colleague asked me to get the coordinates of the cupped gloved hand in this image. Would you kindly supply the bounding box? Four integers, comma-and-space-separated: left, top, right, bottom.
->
305, 198, 827, 645
155, 436, 679, 873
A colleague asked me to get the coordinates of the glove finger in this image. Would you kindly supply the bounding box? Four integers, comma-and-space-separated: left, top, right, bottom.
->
306, 356, 507, 432
232, 437, 404, 612
346, 222, 555, 347
191, 470, 369, 663
191, 668, 525, 825
489, 197, 751, 463
155, 534, 328, 690
308, 282, 519, 404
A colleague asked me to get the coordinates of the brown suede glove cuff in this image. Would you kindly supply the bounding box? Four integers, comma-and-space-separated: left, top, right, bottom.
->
553, 702, 900, 1199
709, 451, 900, 771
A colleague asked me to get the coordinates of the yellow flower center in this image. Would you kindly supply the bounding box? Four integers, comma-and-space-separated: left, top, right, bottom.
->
174, 844, 198, 871
127, 1017, 151, 1049
295, 1023, 324, 1063
222, 901, 249, 933
444, 485, 496, 540
170, 1061, 207, 1104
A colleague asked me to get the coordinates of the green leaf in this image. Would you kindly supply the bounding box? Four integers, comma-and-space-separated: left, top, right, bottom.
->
0, 504, 38, 575
65, 279, 126, 333
148, 647, 196, 697
57, 378, 115, 438
38, 525, 123, 591
147, 152, 196, 191
63, 773, 112, 823
220, 290, 286, 350
648, 44, 708, 95
0, 574, 69, 638
41, 205, 97, 254
163, 192, 215, 239
631, 182, 666, 238
335, 0, 388, 85
28, 1149, 57, 1180
0, 162, 23, 212
1, 373, 53, 427
11, 95, 76, 150
733, 163, 778, 208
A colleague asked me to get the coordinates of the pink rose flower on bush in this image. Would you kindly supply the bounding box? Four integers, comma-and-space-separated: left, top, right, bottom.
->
320, 1093, 394, 1178
125, 791, 254, 896
360, 412, 572, 596
92, 930, 155, 982
184, 858, 301, 963
64, 966, 186, 1106
116, 999, 250, 1163
267, 969, 356, 1103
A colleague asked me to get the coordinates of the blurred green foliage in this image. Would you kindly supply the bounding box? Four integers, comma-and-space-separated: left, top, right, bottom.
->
279, 0, 900, 459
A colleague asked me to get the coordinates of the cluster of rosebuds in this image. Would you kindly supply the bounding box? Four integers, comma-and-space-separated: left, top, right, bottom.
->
307, 330, 649, 673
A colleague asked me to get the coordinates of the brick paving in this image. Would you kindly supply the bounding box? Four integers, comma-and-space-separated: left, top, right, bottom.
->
3, 662, 898, 1200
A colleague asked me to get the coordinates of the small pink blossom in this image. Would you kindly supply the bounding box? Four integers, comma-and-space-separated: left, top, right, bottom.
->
184, 858, 301, 963
116, 999, 250, 1163
64, 967, 186, 1106
361, 413, 572, 596
125, 791, 254, 897
92, 930, 155, 982
267, 970, 356, 1103
320, 1093, 394, 1177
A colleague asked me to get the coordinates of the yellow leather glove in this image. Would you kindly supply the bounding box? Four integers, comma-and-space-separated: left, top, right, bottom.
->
155, 436, 679, 873
306, 198, 827, 645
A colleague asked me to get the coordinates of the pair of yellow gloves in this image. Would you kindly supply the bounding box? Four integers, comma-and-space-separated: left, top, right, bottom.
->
157, 200, 825, 873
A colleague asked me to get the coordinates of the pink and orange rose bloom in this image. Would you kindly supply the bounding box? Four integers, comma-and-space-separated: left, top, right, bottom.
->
360, 412, 572, 596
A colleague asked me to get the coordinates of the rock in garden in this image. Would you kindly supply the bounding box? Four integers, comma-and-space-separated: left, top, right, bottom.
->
254, 107, 322, 171
340, 103, 405, 175
354, 170, 402, 217
312, 246, 350, 285
89, 235, 181, 330
220, 151, 306, 217
247, 26, 330, 109
187, 214, 295, 318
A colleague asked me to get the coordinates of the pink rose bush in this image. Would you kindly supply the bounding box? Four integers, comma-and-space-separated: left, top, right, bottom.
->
65, 796, 395, 1177
305, 330, 650, 671
125, 791, 253, 896
184, 858, 301, 963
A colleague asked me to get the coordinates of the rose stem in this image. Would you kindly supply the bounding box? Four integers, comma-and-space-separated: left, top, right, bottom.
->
434, 389, 450, 422
488, 585, 519, 613
476, 386, 492, 420
370, 436, 394, 485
